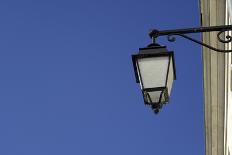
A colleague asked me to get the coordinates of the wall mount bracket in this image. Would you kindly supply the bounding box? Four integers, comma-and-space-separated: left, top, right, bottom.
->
149, 25, 232, 53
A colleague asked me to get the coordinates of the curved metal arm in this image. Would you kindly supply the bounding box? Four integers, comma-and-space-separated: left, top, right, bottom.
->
167, 33, 232, 53
149, 25, 232, 53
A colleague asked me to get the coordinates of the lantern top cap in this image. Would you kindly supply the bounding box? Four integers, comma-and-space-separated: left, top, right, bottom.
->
139, 43, 169, 54
147, 42, 162, 47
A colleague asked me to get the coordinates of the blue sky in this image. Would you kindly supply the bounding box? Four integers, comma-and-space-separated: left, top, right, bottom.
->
0, 0, 204, 155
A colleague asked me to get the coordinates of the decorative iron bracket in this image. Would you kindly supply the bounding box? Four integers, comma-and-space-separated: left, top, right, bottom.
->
149, 25, 232, 53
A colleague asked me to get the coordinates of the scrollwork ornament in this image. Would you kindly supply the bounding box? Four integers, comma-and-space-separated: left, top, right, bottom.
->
164, 33, 232, 53
167, 34, 176, 42
217, 29, 232, 43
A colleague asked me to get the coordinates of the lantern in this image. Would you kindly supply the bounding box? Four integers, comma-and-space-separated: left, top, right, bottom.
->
132, 43, 176, 113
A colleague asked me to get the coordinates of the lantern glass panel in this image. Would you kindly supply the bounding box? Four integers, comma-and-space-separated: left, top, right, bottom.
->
160, 92, 167, 103
137, 56, 169, 89
166, 57, 174, 96
144, 89, 167, 104
144, 91, 162, 103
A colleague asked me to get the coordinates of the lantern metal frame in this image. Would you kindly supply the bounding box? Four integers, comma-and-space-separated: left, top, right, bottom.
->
132, 47, 176, 83
132, 45, 176, 114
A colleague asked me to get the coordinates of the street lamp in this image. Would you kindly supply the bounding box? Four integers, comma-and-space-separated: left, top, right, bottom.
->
132, 43, 176, 114
132, 25, 232, 114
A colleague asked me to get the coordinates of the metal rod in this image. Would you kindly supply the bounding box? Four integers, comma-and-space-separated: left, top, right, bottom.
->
148, 25, 232, 53
149, 25, 232, 38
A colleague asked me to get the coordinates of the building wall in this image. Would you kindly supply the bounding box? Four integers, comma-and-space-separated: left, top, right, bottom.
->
200, 0, 232, 155
200, 0, 227, 155
225, 1, 232, 154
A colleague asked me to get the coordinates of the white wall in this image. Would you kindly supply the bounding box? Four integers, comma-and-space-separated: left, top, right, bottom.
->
225, 1, 232, 154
